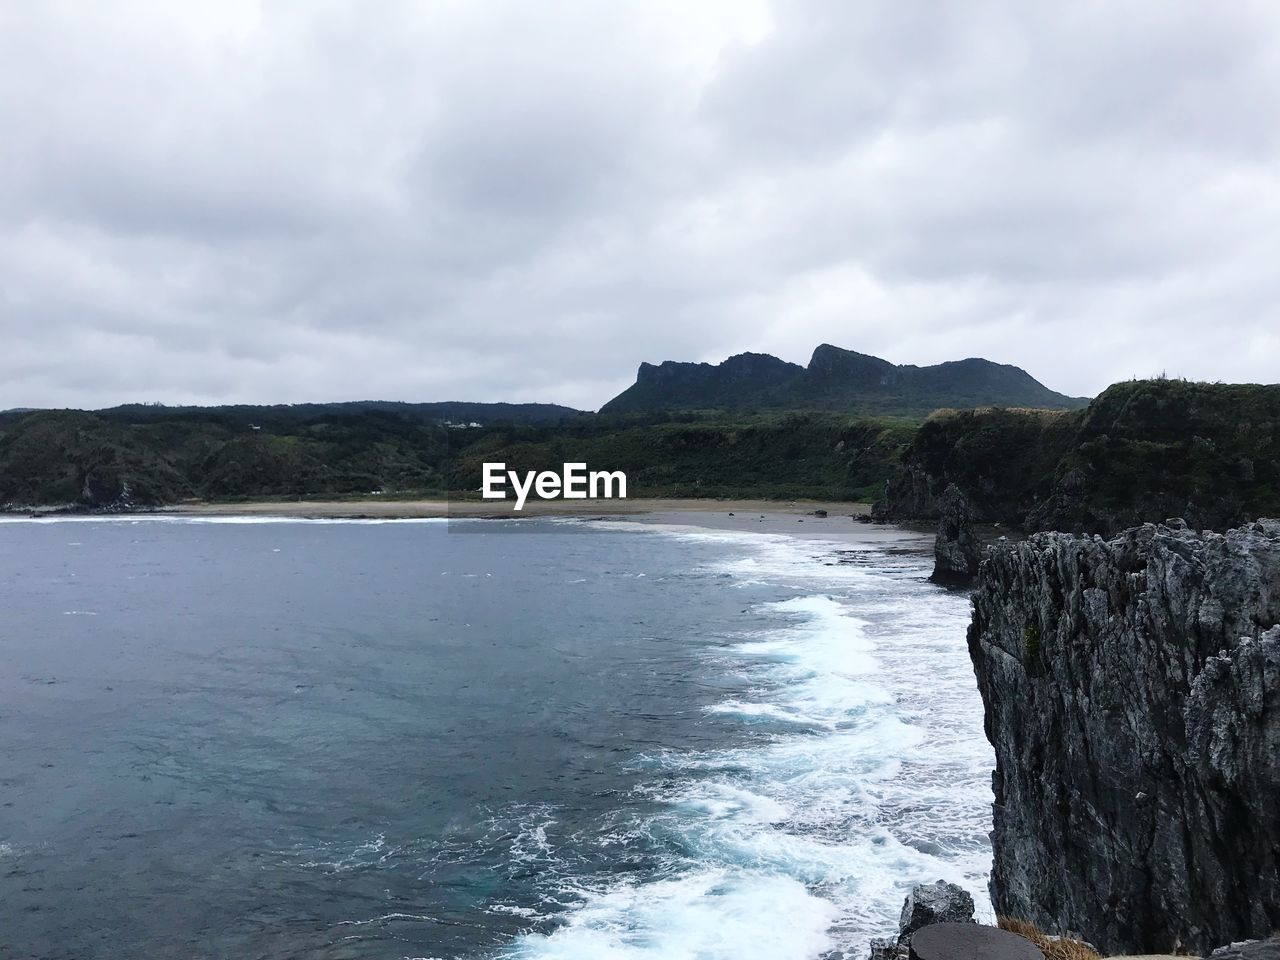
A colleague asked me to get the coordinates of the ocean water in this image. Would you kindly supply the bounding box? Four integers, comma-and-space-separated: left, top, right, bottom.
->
0, 516, 993, 960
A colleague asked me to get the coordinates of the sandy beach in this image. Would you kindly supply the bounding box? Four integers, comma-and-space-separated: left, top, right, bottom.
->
155, 497, 874, 521
146, 496, 942, 549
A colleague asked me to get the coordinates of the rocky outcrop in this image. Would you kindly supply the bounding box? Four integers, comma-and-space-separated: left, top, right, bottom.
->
968, 519, 1280, 955
930, 484, 981, 585
899, 881, 977, 937
870, 881, 976, 960
1210, 939, 1280, 960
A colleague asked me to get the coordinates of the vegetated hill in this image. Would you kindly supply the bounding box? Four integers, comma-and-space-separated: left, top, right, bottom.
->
0, 408, 454, 509
0, 411, 190, 507
601, 343, 1088, 415
0, 401, 580, 508
0, 404, 915, 509
448, 411, 918, 503
874, 379, 1280, 534
97, 400, 583, 427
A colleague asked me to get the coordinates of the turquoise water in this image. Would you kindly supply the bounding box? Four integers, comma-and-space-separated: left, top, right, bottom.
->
0, 517, 992, 959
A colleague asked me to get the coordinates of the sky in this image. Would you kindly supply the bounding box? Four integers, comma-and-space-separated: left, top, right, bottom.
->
2, 1, 1278, 411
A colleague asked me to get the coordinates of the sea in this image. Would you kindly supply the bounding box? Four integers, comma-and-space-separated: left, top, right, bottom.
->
0, 515, 993, 960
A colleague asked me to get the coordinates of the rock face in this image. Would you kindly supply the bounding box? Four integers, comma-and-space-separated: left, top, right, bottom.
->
930, 484, 981, 586
968, 519, 1280, 955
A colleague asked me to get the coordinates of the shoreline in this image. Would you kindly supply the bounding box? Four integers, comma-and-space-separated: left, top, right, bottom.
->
5, 496, 941, 549
146, 496, 875, 521
152, 496, 939, 550
2, 497, 941, 557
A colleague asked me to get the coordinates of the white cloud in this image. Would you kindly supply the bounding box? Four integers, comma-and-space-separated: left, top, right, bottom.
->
0, 0, 1277, 409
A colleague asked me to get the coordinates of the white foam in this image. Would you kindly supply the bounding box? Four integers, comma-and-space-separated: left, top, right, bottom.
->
0, 514, 451, 525
502, 870, 838, 960
505, 525, 995, 958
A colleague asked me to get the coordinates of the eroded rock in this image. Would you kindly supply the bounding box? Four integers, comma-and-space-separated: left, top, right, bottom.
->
930, 484, 981, 586
969, 519, 1280, 955
899, 880, 977, 939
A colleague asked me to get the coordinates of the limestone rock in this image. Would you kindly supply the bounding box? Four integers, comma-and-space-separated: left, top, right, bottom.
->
899, 881, 977, 941
968, 519, 1280, 955
930, 485, 981, 586
870, 936, 908, 960
1209, 939, 1280, 960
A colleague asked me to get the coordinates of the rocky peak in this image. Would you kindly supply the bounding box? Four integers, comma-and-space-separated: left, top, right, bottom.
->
806, 344, 896, 385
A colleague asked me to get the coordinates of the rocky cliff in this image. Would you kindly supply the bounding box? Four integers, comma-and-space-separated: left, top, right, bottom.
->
968, 519, 1280, 955
875, 380, 1280, 535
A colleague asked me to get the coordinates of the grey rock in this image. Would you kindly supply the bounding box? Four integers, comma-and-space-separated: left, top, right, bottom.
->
870, 936, 908, 960
968, 519, 1280, 955
1209, 939, 1280, 960
899, 881, 977, 941
930, 485, 981, 586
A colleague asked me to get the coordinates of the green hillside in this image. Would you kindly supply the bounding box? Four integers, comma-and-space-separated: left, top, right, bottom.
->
448, 412, 917, 503
0, 405, 915, 509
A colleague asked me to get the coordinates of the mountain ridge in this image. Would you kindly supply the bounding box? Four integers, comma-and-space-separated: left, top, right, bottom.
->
601, 343, 1088, 415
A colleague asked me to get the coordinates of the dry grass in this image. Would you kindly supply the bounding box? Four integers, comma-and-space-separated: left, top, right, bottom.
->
999, 916, 1102, 960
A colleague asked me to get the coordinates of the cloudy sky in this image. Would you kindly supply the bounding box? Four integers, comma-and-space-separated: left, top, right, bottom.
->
2, 1, 1278, 411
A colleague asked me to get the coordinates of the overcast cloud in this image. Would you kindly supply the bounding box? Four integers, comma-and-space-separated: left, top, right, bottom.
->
2, 0, 1278, 410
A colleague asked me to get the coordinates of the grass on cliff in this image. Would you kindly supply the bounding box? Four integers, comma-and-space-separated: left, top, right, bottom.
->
999, 917, 1101, 960
883, 378, 1280, 534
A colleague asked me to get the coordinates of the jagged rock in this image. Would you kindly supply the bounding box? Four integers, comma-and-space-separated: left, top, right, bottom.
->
1209, 938, 1280, 960
869, 936, 908, 960
930, 485, 981, 586
899, 881, 977, 940
969, 519, 1280, 955
867, 882, 977, 960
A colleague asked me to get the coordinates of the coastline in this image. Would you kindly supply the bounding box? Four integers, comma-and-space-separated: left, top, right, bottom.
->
150, 496, 874, 521
147, 496, 948, 549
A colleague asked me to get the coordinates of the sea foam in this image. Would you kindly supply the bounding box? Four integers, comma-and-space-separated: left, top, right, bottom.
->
503, 523, 994, 959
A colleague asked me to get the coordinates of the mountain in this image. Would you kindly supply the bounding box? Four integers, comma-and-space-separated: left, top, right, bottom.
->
601, 344, 1088, 415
